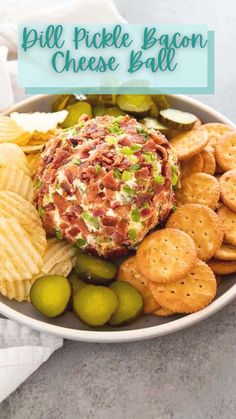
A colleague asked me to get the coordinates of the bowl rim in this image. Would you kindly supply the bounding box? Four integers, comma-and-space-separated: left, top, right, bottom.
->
1, 93, 236, 343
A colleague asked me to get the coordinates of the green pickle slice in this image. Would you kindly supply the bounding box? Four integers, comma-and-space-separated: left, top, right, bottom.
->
139, 117, 169, 134
93, 105, 106, 117
51, 94, 71, 112
62, 102, 92, 128
151, 95, 170, 111
109, 282, 143, 326
68, 271, 86, 294
30, 275, 71, 318
159, 108, 198, 131
117, 95, 152, 114
106, 107, 126, 117
73, 285, 118, 327
75, 252, 117, 285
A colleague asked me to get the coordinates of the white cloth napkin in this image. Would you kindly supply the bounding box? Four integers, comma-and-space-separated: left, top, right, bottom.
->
0, 0, 124, 401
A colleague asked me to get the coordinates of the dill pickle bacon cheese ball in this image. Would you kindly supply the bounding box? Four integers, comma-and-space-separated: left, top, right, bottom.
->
34, 114, 179, 257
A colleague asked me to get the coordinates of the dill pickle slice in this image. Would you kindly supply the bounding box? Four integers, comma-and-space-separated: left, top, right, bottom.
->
62, 102, 92, 128
101, 94, 117, 106
87, 95, 100, 106
109, 282, 143, 326
159, 108, 198, 131
73, 285, 118, 327
106, 107, 126, 117
151, 95, 169, 111
51, 95, 71, 112
139, 117, 169, 135
149, 101, 159, 117
93, 105, 106, 117
75, 253, 117, 285
117, 95, 152, 115
68, 271, 86, 294
30, 275, 71, 317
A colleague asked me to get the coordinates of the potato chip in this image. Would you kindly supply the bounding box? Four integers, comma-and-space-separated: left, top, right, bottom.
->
10, 110, 68, 134
0, 115, 30, 146
117, 256, 160, 314
0, 279, 34, 302
215, 132, 236, 171
220, 169, 236, 212
207, 259, 236, 275
0, 166, 34, 202
41, 238, 77, 274
137, 228, 197, 284
217, 205, 236, 246
201, 147, 216, 175
0, 217, 43, 281
21, 144, 45, 154
166, 204, 223, 261
0, 191, 46, 255
180, 154, 203, 178
170, 127, 208, 161
26, 153, 41, 177
47, 259, 73, 277
0, 143, 30, 175
149, 259, 217, 313
215, 243, 236, 261
176, 173, 220, 209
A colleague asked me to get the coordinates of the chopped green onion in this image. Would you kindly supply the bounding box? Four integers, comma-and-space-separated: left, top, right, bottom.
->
131, 209, 140, 222
81, 212, 100, 229
38, 207, 45, 217
130, 164, 141, 171
121, 170, 133, 181
171, 165, 179, 186
121, 146, 136, 156
113, 169, 122, 179
144, 152, 155, 163
122, 185, 136, 196
128, 155, 138, 164
131, 144, 142, 151
154, 175, 164, 185
43, 195, 52, 205
75, 238, 87, 247
106, 135, 118, 145
128, 228, 138, 241
71, 158, 81, 165
54, 229, 63, 240
95, 164, 102, 175
34, 179, 43, 190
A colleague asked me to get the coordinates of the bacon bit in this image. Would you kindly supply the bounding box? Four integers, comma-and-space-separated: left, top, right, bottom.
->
79, 145, 90, 159
44, 202, 55, 211
79, 114, 90, 123
43, 168, 57, 183
101, 216, 118, 226
118, 136, 132, 146
103, 171, 119, 190
59, 221, 69, 231
111, 201, 121, 210
68, 226, 81, 238
42, 213, 55, 236
53, 192, 69, 214
93, 208, 105, 217
156, 145, 168, 160
140, 207, 151, 218
113, 231, 126, 245
76, 218, 90, 237
135, 193, 152, 207
52, 149, 70, 168
135, 167, 149, 179
116, 219, 128, 236
151, 131, 168, 145
115, 204, 131, 217
103, 226, 115, 236
61, 180, 74, 196
143, 139, 157, 152
64, 166, 78, 184
83, 183, 100, 204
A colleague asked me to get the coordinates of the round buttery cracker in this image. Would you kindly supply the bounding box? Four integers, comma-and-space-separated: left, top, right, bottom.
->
207, 259, 236, 275
203, 123, 233, 148
214, 243, 236, 261
153, 307, 175, 317
201, 147, 216, 175
217, 205, 236, 246
215, 132, 236, 171
166, 204, 223, 261
180, 154, 203, 178
176, 173, 220, 209
149, 259, 217, 314
170, 127, 208, 161
220, 169, 236, 212
117, 256, 159, 314
136, 228, 197, 284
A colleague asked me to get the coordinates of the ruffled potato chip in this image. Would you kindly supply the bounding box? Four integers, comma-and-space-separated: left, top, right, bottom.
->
0, 143, 30, 175
0, 166, 34, 202
0, 115, 30, 146
10, 110, 68, 134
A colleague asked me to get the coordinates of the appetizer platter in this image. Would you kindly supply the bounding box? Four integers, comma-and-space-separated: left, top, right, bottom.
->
0, 93, 235, 342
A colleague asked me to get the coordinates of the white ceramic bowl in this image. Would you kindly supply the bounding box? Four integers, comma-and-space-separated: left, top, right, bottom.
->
1, 94, 236, 343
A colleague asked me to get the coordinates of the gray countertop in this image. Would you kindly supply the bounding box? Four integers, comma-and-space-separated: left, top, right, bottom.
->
1, 0, 236, 418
